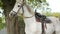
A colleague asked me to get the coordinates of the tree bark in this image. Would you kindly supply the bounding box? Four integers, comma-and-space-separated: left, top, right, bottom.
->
2, 0, 25, 34
4, 8, 20, 34
1, 0, 20, 34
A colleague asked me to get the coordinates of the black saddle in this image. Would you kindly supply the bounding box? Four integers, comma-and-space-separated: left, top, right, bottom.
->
44, 18, 52, 23
35, 12, 52, 23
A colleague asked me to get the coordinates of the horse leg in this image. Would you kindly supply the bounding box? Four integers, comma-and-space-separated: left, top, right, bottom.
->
34, 31, 42, 34
55, 28, 60, 34
55, 31, 60, 34
45, 23, 54, 34
52, 31, 56, 34
54, 25, 60, 34
25, 31, 34, 34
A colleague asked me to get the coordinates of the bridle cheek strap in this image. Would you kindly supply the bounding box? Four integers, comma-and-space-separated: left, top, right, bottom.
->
12, 2, 35, 18
19, 6, 35, 18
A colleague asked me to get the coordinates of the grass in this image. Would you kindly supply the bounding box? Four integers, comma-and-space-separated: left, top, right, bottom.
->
0, 23, 5, 30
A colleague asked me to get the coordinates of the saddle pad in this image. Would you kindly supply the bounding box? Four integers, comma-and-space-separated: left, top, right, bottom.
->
35, 17, 40, 22
35, 12, 41, 22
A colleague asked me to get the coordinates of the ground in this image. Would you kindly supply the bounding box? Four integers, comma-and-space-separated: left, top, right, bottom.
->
0, 28, 7, 34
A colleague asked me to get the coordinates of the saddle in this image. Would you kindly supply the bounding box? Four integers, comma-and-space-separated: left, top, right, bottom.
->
35, 12, 52, 23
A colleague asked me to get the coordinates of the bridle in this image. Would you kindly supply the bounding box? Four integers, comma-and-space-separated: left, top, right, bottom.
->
10, 1, 48, 34
11, 0, 35, 18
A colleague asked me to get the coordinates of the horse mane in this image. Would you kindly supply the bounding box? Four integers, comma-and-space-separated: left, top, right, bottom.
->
25, 4, 35, 15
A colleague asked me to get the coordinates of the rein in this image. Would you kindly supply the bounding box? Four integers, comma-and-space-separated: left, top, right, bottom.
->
10, 1, 47, 34
19, 4, 35, 18
12, 1, 35, 18
11, 2, 24, 17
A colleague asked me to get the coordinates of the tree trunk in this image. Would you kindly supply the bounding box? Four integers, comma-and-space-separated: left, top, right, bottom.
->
2, 0, 25, 34
4, 9, 20, 34
1, 0, 20, 34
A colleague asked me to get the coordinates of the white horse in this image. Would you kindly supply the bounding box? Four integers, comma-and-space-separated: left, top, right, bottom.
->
54, 17, 60, 34
9, 0, 60, 34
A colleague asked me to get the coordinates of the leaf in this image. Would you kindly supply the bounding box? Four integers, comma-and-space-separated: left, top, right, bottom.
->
42, 0, 46, 2
0, 17, 2, 23
28, 0, 33, 2
0, 1, 3, 7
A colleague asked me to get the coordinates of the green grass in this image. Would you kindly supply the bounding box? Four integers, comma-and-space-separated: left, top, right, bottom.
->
0, 23, 5, 30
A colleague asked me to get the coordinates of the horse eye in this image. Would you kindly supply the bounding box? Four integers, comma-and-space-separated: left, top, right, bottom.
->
18, 5, 20, 7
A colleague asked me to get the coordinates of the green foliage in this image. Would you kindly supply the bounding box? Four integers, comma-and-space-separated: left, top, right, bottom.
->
18, 16, 25, 27
43, 12, 60, 18
44, 12, 51, 16
0, 17, 2, 23
27, 0, 46, 3
0, 23, 5, 30
1, 0, 16, 10
26, 0, 47, 9
41, 0, 46, 2
0, 17, 5, 30
51, 12, 60, 18
0, 0, 3, 7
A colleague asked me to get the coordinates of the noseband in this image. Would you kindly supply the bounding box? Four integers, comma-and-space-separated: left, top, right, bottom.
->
11, 2, 24, 16
11, 1, 35, 18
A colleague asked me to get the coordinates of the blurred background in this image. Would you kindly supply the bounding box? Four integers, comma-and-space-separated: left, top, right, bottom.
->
0, 0, 60, 34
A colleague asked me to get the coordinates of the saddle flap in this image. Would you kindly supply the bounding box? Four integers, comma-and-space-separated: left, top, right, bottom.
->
35, 13, 41, 22
35, 12, 46, 22
35, 15, 41, 22
44, 18, 52, 23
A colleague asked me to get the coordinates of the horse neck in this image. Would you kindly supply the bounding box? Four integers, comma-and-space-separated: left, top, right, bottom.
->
23, 4, 34, 17
23, 5, 36, 24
